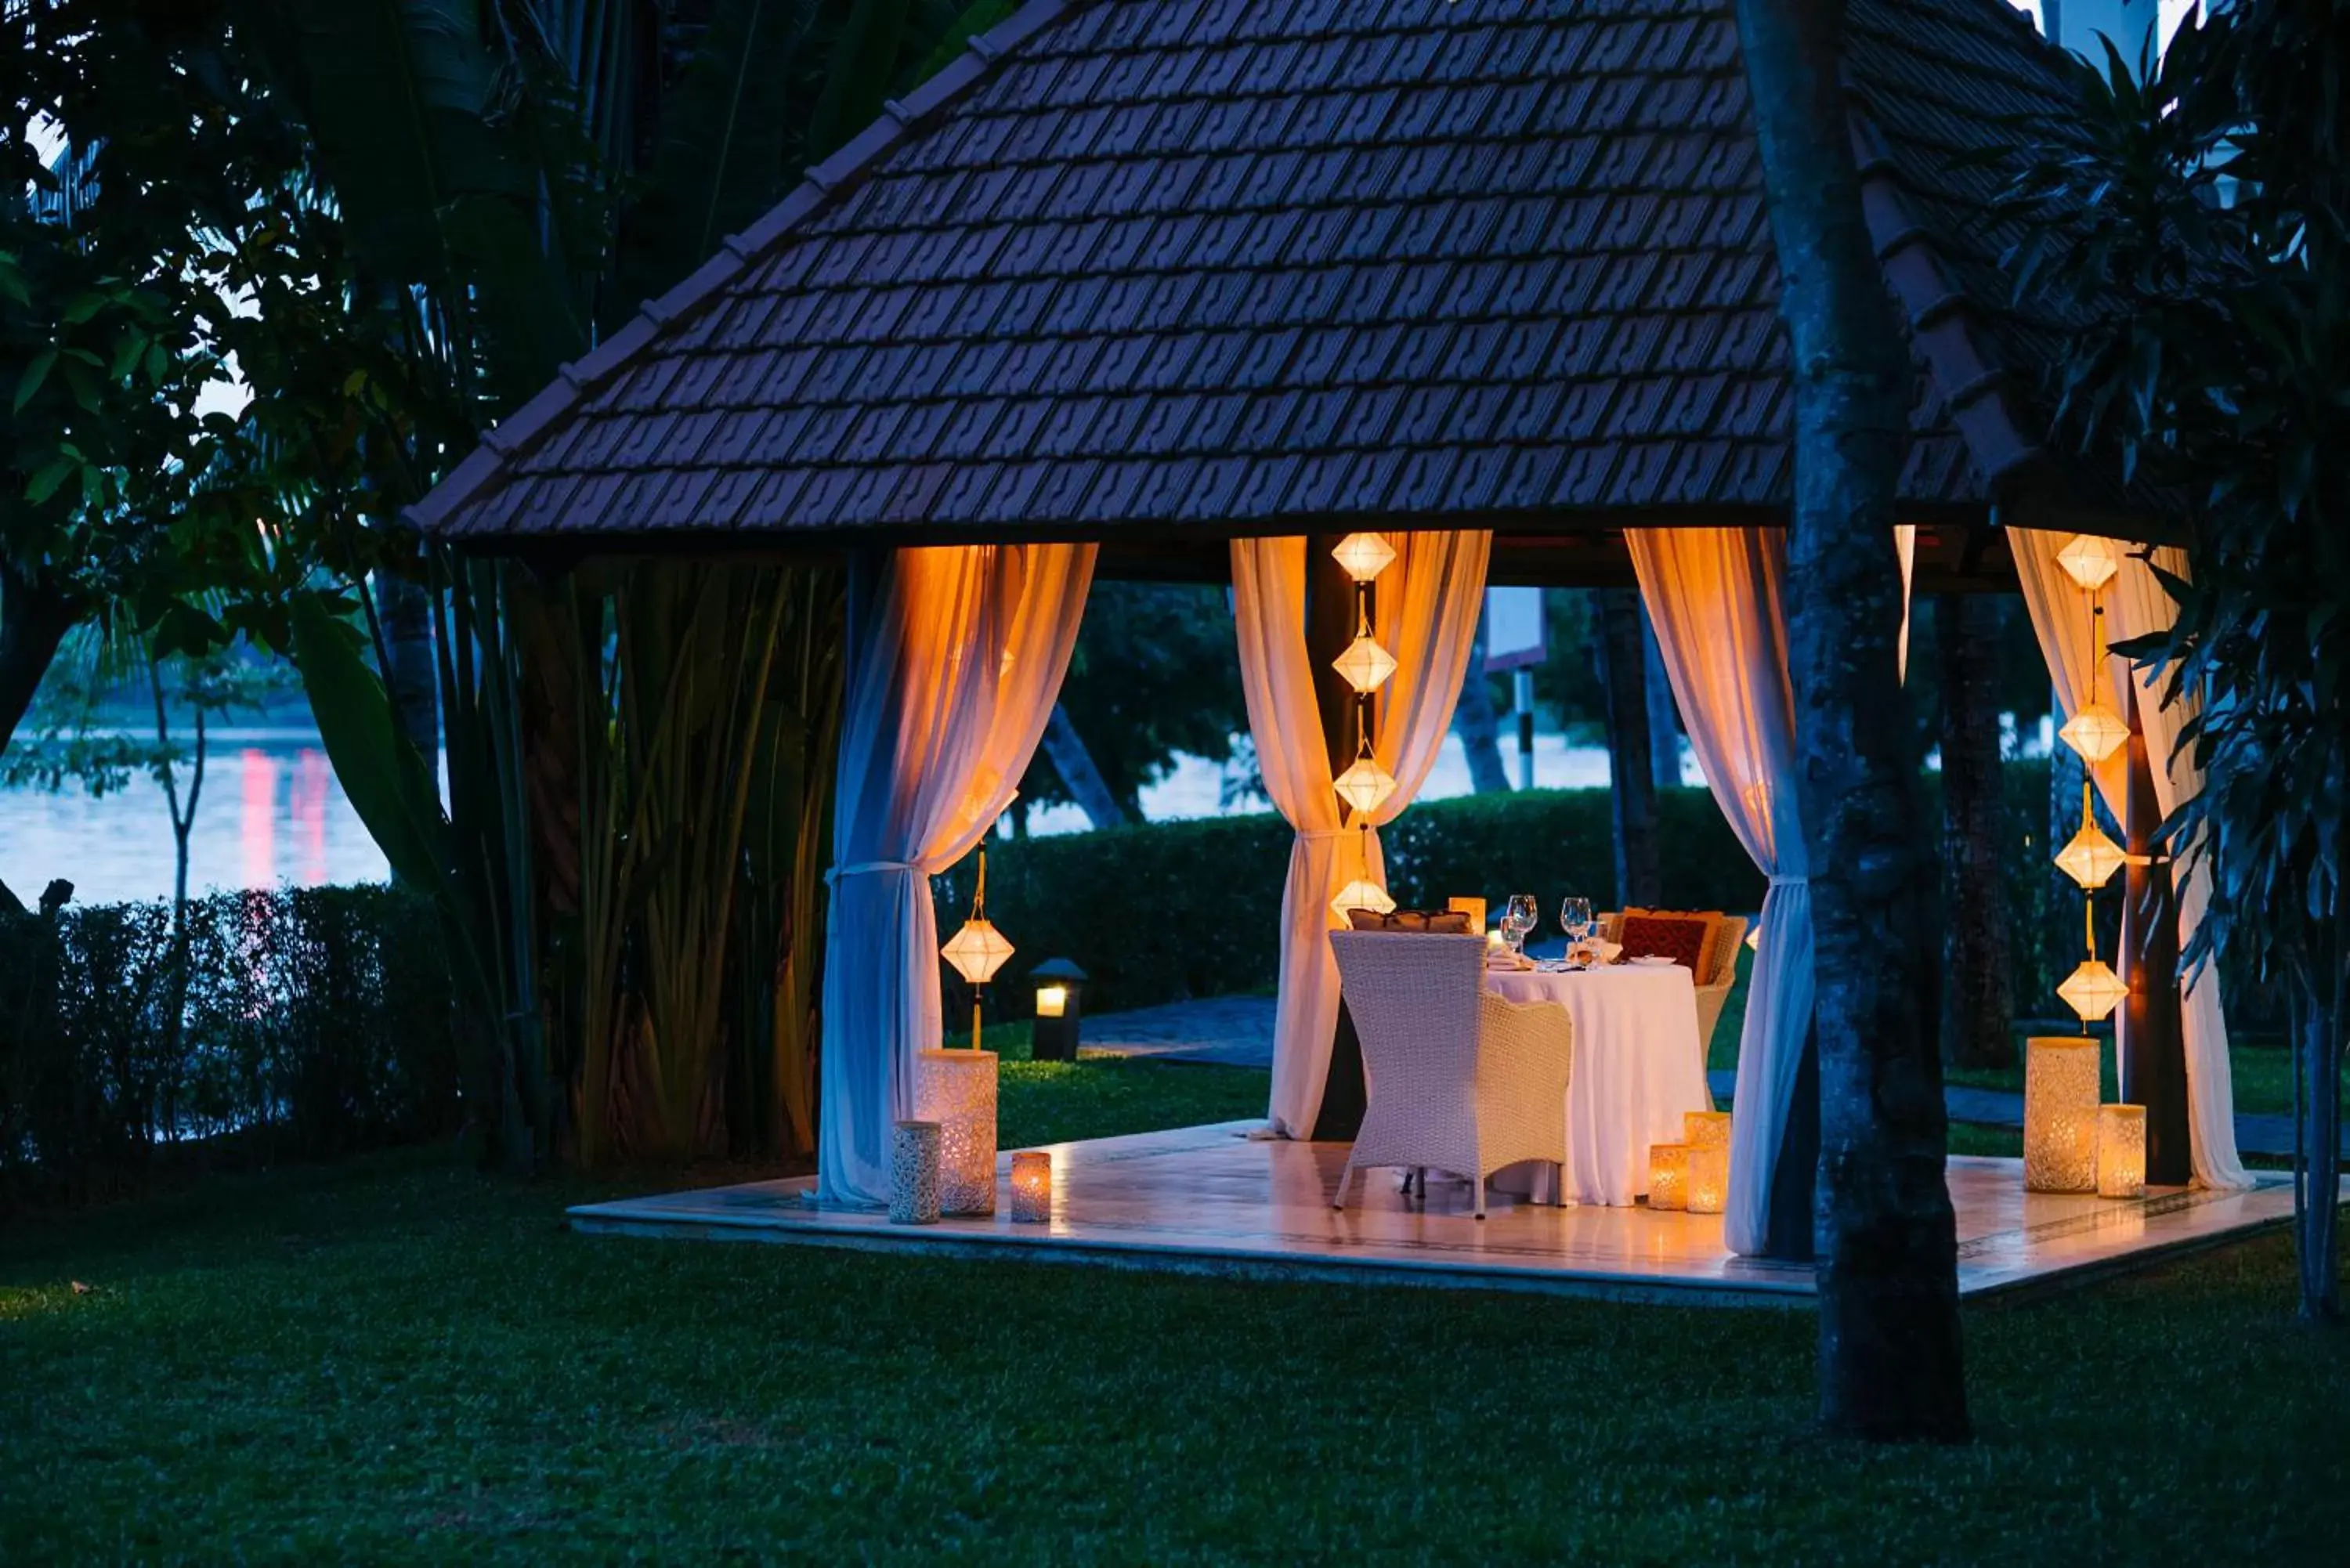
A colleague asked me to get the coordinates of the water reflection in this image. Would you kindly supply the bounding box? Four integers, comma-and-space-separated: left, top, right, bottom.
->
0, 729, 389, 907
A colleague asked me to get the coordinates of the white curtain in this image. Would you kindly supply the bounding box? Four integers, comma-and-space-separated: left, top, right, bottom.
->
1234, 531, 1491, 1137
2011, 529, 2249, 1189
816, 543, 1096, 1206
1628, 526, 1812, 1255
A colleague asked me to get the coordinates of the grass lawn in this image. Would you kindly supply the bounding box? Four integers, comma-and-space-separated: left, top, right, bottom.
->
6, 1053, 2347, 1563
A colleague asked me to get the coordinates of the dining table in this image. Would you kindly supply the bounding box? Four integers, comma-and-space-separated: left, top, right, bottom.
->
1483, 959, 1714, 1206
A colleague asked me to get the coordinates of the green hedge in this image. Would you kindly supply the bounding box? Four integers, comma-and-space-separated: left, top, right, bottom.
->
938, 785, 1759, 1016
0, 885, 461, 1204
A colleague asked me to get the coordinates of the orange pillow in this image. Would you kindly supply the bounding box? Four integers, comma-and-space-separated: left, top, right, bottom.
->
1618, 913, 1709, 974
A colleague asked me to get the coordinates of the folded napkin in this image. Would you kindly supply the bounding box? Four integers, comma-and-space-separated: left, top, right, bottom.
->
1484, 951, 1535, 972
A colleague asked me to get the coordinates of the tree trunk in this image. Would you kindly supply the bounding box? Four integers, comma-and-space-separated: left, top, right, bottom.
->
1454, 607, 1512, 794
1737, 0, 1969, 1440
1936, 594, 2014, 1071
0, 558, 81, 757
1592, 587, 1662, 908
2298, 938, 2345, 1324
1040, 703, 1130, 830
377, 569, 440, 789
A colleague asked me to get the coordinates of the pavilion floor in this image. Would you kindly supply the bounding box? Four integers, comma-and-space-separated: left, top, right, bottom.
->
568, 1122, 2316, 1306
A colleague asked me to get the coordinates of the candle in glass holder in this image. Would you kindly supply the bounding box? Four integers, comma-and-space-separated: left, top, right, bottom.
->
1648, 1143, 1690, 1211
1687, 1144, 1728, 1214
2097, 1104, 2146, 1198
1683, 1111, 1732, 1151
1010, 1150, 1053, 1223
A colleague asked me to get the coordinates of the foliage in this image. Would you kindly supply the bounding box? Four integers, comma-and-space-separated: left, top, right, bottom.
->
4, 1120, 2348, 1559
1, 1, 315, 753
0, 885, 460, 1205
2000, 3, 2350, 1319
1021, 582, 1249, 821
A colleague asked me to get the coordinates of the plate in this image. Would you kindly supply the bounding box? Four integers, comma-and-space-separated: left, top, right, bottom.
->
1625, 955, 1679, 968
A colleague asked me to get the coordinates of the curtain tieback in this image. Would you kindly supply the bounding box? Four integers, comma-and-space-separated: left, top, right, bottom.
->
826, 859, 924, 885
1766, 874, 1808, 888
1295, 829, 1357, 843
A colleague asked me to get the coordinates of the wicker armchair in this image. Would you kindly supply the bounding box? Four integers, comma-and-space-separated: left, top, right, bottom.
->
1598, 911, 1746, 1058
1328, 930, 1572, 1219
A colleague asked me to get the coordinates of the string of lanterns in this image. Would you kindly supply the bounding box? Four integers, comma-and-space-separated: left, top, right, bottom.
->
2048, 533, 2135, 1028
1327, 533, 1402, 922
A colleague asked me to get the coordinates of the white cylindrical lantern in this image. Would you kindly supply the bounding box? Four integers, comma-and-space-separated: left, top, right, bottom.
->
915, 1048, 998, 1216
890, 1120, 941, 1226
2024, 1036, 2100, 1192
1648, 1143, 1689, 1211
1687, 1143, 1728, 1215
1010, 1150, 1052, 1223
2098, 1104, 2147, 1198
1683, 1111, 1731, 1151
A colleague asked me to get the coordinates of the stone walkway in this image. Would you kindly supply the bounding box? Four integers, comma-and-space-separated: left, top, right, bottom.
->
1082, 995, 2334, 1159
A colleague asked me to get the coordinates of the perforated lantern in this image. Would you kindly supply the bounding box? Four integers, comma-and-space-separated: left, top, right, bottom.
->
1687, 1144, 1728, 1215
914, 1047, 997, 1216
1010, 1150, 1053, 1223
1683, 1111, 1731, 1151
2058, 959, 2129, 1024
1332, 755, 1398, 817
1330, 878, 1397, 923
2024, 1035, 2100, 1192
2055, 533, 2121, 592
2097, 1104, 2147, 1198
2059, 700, 2131, 766
1331, 532, 1397, 583
1647, 1143, 1690, 1211
1332, 633, 1398, 694
2055, 820, 2129, 890
1029, 956, 1088, 1063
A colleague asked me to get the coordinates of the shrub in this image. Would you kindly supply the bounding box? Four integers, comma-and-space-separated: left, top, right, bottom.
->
0, 885, 461, 1205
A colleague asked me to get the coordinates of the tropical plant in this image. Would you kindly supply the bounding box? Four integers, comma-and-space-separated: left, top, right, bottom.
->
1999, 7, 2350, 1323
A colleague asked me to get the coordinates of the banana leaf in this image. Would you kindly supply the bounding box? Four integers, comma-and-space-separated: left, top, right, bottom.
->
287, 591, 449, 891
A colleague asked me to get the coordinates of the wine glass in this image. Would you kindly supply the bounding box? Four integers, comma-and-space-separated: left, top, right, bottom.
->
1503, 894, 1538, 955
1560, 896, 1593, 952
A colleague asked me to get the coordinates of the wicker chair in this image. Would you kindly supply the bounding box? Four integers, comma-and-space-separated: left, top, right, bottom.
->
1598, 911, 1746, 1058
1328, 930, 1572, 1219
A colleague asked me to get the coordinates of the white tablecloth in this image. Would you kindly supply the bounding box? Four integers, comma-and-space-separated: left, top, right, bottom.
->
1484, 963, 1712, 1205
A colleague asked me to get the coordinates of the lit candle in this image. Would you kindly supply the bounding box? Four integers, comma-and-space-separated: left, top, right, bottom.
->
1648, 1143, 1690, 1211
1687, 1144, 1728, 1214
1683, 1111, 1731, 1151
1010, 1150, 1052, 1223
2097, 1104, 2146, 1198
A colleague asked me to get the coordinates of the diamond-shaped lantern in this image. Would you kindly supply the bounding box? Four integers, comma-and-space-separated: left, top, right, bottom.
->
2059, 699, 2131, 765
2057, 959, 2129, 1024
2055, 533, 2120, 592
1332, 756, 1398, 818
2054, 821, 2128, 890
1330, 878, 1396, 923
1331, 532, 1397, 583
941, 917, 1015, 987
1331, 633, 1398, 695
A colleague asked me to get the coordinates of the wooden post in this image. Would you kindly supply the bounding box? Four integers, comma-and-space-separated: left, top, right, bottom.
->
2120, 685, 2190, 1184
1306, 535, 1368, 1140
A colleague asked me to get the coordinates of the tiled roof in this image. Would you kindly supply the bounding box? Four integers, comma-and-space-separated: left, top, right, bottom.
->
416, 0, 2099, 547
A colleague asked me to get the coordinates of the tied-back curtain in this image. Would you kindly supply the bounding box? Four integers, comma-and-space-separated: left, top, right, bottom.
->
1232, 531, 1491, 1137
816, 543, 1096, 1206
2011, 529, 2248, 1190
1627, 526, 1811, 1256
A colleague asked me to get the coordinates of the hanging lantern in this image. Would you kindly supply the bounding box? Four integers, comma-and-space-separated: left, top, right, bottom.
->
1331, 633, 1398, 695
1330, 878, 1396, 923
2058, 699, 2130, 765
2055, 533, 2121, 592
2057, 959, 2128, 1024
1332, 755, 1398, 817
2054, 821, 2129, 890
1331, 532, 1397, 583
940, 916, 1014, 988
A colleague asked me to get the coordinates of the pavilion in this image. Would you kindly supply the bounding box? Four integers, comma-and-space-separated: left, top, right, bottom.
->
415, 0, 2282, 1288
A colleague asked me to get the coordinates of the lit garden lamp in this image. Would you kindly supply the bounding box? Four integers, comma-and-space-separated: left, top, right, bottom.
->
1029, 957, 1088, 1063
